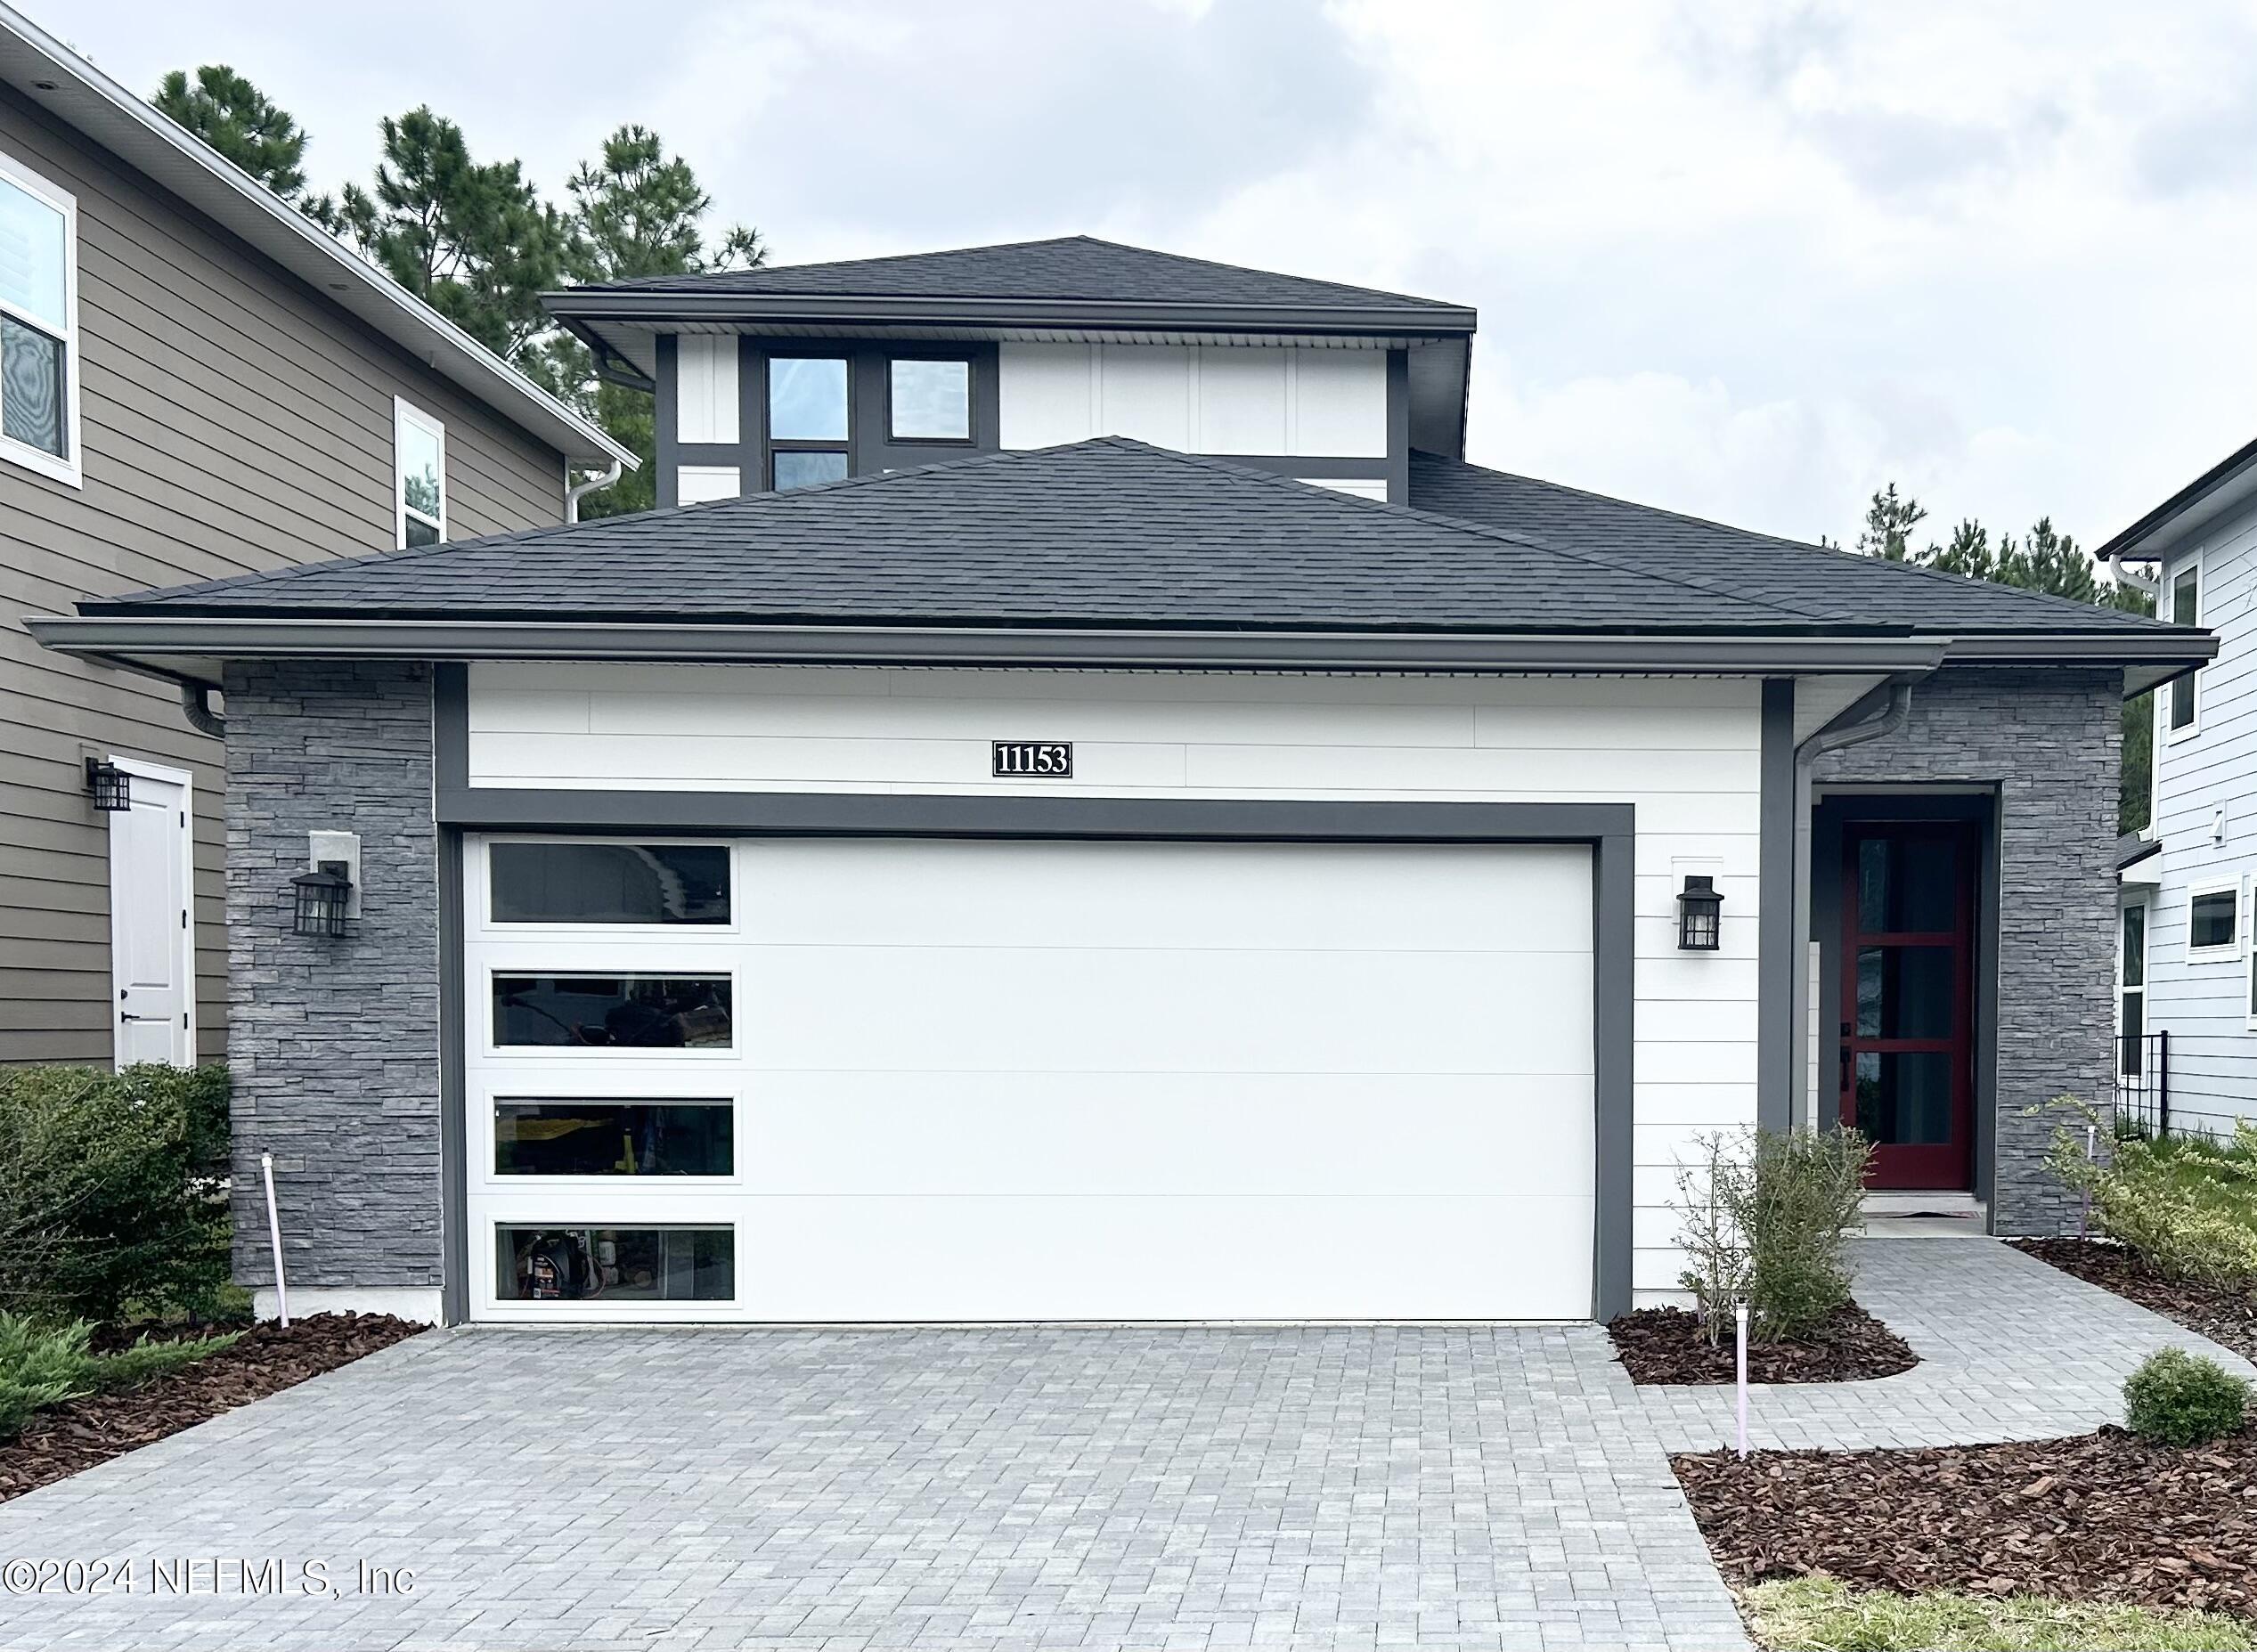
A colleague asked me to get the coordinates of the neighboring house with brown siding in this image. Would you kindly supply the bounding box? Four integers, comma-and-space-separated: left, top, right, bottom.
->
0, 6, 633, 1067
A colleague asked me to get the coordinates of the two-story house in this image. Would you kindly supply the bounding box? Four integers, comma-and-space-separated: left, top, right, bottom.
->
2100, 443, 2257, 1134
0, 5, 632, 1069
30, 232, 2210, 1326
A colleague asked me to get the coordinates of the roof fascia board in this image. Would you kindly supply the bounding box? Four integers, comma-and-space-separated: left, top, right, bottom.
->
31, 615, 1951, 676
543, 289, 1479, 338
2098, 438, 2257, 562
0, 6, 635, 469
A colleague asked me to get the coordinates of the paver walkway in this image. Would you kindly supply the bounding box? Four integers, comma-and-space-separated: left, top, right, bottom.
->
0, 1238, 2239, 1651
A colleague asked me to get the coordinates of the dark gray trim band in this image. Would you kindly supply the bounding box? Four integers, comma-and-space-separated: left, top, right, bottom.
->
654, 332, 680, 509
32, 616, 1966, 680
546, 289, 1479, 339
440, 786, 1635, 1319
433, 663, 469, 793
1385, 348, 1411, 506
1756, 679, 1795, 1133
1175, 453, 1391, 482
436, 826, 468, 1326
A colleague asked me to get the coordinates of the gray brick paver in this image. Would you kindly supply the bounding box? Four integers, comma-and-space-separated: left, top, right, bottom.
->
0, 1237, 2234, 1651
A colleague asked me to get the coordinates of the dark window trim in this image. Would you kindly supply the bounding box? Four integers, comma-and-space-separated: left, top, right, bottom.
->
883, 352, 977, 447
764, 352, 850, 489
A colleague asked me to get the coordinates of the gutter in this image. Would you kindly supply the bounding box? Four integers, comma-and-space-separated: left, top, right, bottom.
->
565, 459, 623, 524
542, 289, 1479, 340
28, 615, 1958, 684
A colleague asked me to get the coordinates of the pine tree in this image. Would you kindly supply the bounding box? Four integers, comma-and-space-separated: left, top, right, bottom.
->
331, 108, 573, 369
151, 65, 329, 216
1855, 484, 1927, 561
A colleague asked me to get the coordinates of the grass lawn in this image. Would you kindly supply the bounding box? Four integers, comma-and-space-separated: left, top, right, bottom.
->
2139, 1130, 2257, 1216
1743, 1576, 2257, 1651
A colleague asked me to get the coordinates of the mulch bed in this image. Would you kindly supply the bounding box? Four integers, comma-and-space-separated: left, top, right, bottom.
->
1609, 1302, 1919, 1384
1675, 1425, 2257, 1618
2012, 1237, 2257, 1363
0, 1313, 424, 1504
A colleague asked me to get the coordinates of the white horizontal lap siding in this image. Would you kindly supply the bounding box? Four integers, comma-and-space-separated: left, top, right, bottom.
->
468, 663, 1764, 1303
2147, 497, 2257, 1127
999, 341, 1386, 458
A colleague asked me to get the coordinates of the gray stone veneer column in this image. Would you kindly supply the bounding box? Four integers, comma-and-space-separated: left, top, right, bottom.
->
1813, 666, 2121, 1235
223, 661, 440, 1290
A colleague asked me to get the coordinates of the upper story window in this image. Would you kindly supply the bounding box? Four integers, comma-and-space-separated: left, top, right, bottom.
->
889, 358, 971, 442
0, 150, 79, 485
767, 357, 847, 491
395, 397, 445, 547
2168, 560, 2200, 735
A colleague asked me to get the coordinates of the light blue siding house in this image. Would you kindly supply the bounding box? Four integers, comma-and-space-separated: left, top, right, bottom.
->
2103, 447, 2257, 1134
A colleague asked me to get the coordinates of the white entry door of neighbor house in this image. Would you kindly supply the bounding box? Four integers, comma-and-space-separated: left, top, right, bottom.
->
463, 834, 1598, 1323
107, 759, 194, 1069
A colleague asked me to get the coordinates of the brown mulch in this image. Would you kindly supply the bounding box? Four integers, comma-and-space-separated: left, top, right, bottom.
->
2012, 1237, 2257, 1363
1609, 1302, 1919, 1384
0, 1313, 424, 1503
1674, 1425, 2257, 1618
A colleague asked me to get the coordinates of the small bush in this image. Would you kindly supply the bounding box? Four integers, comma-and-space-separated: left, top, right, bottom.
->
0, 1063, 232, 1323
1677, 1126, 1873, 1345
2046, 1100, 2257, 1291
0, 1311, 237, 1439
2124, 1347, 2250, 1447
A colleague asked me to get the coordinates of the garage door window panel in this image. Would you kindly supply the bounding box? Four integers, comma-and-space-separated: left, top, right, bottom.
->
495, 1225, 734, 1303
493, 1098, 734, 1176
487, 842, 731, 927
492, 973, 733, 1048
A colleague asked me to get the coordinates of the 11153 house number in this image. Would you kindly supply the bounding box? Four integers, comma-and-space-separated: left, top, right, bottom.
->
992, 740, 1073, 777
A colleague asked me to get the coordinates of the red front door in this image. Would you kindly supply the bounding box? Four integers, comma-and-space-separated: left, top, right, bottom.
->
1838, 823, 1976, 1190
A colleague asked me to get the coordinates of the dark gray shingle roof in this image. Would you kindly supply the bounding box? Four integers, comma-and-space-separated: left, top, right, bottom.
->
1409, 451, 2164, 636
559, 235, 1468, 314
92, 439, 2195, 645
98, 440, 1821, 631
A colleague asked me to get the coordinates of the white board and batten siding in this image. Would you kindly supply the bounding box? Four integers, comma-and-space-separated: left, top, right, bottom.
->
2146, 501, 2257, 1130
999, 342, 1387, 467
467, 664, 1763, 1310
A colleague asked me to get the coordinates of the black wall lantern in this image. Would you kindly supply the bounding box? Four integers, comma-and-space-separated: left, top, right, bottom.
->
291, 860, 353, 938
1676, 875, 1723, 951
85, 758, 130, 811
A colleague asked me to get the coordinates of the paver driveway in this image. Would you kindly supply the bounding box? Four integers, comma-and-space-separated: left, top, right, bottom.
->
0, 1238, 2242, 1651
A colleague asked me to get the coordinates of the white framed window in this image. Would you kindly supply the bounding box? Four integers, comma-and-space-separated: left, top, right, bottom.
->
2188, 875, 2240, 958
0, 148, 81, 486
394, 396, 445, 547
2118, 899, 2147, 1073
2165, 555, 2201, 739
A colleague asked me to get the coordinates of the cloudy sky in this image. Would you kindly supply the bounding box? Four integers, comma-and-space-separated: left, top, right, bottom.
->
56, 0, 2257, 549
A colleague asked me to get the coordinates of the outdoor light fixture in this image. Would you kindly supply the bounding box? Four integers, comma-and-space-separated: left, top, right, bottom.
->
291, 861, 353, 938
1676, 875, 1723, 951
85, 758, 130, 811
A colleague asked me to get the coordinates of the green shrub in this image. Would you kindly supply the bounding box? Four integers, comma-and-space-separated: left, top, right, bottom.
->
2124, 1347, 2250, 1447
0, 1311, 237, 1439
0, 1064, 232, 1323
2046, 1101, 2257, 1290
1676, 1126, 1873, 1345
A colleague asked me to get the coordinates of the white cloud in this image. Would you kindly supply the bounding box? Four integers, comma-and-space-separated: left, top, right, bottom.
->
55, 0, 2257, 548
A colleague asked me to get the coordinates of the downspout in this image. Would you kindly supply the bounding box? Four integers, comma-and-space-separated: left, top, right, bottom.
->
565, 457, 623, 525
180, 680, 224, 738
1787, 678, 1918, 1133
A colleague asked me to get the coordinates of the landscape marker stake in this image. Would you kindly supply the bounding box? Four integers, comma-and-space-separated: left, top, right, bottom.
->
261, 1152, 289, 1329
1734, 1301, 1749, 1459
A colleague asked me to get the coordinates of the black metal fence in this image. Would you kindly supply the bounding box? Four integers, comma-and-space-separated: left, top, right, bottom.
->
2115, 1029, 2171, 1137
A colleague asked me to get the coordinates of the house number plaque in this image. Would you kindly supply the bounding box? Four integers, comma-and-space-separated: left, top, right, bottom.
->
992, 740, 1073, 778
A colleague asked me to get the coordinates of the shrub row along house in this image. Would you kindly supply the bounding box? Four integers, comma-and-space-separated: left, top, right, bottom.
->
13, 37, 2214, 1325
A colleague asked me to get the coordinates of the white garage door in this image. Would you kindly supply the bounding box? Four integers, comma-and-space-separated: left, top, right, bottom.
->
463, 835, 1595, 1322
